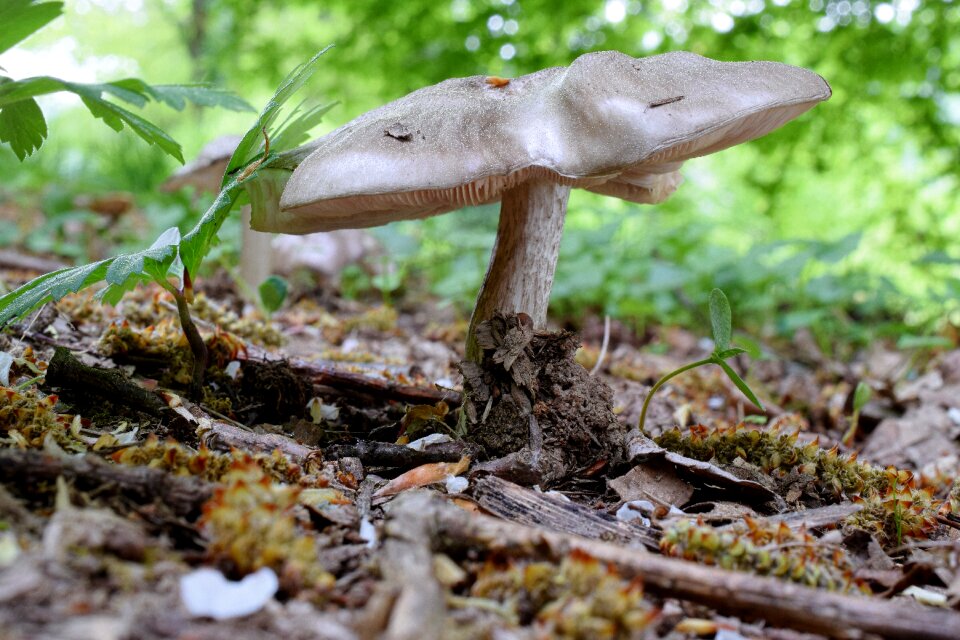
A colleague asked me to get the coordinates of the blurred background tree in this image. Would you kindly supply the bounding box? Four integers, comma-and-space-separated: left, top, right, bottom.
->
1, 0, 958, 350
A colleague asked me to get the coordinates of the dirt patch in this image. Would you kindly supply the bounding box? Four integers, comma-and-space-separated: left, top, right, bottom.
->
460, 312, 626, 484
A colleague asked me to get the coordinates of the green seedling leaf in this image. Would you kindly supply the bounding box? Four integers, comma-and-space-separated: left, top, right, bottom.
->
716, 359, 765, 412
258, 276, 288, 314
0, 96, 46, 160
270, 100, 337, 153
183, 47, 331, 276
0, 1, 63, 56
709, 288, 732, 353
99, 227, 181, 304
0, 260, 112, 328
853, 381, 872, 414
224, 46, 333, 184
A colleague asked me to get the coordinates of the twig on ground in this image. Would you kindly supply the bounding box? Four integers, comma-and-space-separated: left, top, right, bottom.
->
386, 491, 960, 640
0, 449, 212, 517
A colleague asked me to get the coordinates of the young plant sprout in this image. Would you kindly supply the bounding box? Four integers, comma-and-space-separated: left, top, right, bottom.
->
841, 381, 872, 446
638, 289, 765, 433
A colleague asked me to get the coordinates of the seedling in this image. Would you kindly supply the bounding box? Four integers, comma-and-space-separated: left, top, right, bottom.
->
258, 275, 289, 315
841, 381, 872, 446
638, 288, 764, 433
0, 48, 334, 397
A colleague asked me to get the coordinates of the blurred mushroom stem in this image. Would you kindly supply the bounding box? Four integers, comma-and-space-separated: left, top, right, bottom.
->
466, 179, 570, 361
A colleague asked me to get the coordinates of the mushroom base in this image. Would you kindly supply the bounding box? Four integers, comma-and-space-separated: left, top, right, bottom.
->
460, 313, 626, 485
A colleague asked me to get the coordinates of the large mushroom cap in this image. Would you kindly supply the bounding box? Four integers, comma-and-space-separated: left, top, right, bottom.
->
269, 50, 830, 234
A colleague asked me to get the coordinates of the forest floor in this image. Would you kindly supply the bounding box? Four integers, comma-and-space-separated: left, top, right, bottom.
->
1, 253, 960, 640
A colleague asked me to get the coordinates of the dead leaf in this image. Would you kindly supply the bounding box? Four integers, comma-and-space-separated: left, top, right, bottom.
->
373, 456, 470, 498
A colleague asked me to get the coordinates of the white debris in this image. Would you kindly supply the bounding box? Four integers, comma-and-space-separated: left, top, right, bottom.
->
0, 351, 13, 386
180, 567, 278, 620
407, 433, 452, 450
445, 475, 468, 494
616, 500, 654, 527
224, 361, 241, 380
359, 516, 378, 548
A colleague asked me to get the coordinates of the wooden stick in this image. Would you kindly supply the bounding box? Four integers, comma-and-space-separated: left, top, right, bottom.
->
0, 449, 212, 517
389, 491, 960, 640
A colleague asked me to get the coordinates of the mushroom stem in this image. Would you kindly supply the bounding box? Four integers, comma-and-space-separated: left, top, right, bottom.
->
466, 179, 571, 361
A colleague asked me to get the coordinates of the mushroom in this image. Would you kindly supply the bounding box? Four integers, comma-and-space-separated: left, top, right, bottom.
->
258, 51, 831, 358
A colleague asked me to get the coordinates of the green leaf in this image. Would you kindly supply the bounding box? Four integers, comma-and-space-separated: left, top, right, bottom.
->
716, 359, 765, 412
99, 227, 181, 305
78, 95, 184, 163
709, 288, 732, 353
0, 1, 63, 56
182, 47, 331, 276
0, 97, 46, 160
852, 381, 872, 413
270, 100, 337, 152
148, 84, 255, 112
258, 276, 289, 313
0, 260, 112, 328
224, 46, 332, 184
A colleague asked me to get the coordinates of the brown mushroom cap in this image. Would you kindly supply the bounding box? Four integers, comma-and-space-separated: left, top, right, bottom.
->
267, 50, 830, 234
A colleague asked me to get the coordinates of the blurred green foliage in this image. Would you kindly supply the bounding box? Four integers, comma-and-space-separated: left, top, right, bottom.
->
1, 0, 958, 346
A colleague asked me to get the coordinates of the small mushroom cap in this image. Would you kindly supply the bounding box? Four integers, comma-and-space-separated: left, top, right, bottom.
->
271, 51, 830, 233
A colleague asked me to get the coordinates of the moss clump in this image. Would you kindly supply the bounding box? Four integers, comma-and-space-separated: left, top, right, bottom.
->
0, 386, 84, 451
112, 435, 303, 484
464, 549, 658, 639
661, 517, 868, 593
198, 456, 333, 592
656, 424, 940, 547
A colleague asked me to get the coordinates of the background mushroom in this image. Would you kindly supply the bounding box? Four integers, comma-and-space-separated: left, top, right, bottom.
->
256, 50, 831, 358
164, 136, 378, 292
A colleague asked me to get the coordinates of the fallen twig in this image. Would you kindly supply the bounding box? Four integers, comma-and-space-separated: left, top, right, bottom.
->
387, 491, 960, 640
45, 346, 165, 415
0, 449, 212, 517
325, 439, 481, 469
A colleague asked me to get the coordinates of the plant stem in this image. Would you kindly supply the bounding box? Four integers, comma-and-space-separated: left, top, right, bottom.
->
169, 284, 207, 398
638, 357, 714, 434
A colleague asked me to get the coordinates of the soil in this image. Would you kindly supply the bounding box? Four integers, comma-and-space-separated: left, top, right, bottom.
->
0, 255, 959, 639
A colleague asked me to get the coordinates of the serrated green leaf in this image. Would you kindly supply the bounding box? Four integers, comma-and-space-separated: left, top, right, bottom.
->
78, 95, 184, 163
270, 100, 337, 152
0, 1, 63, 56
0, 97, 46, 160
709, 288, 732, 353
853, 381, 872, 413
0, 260, 112, 328
224, 46, 332, 183
148, 84, 254, 112
181, 48, 331, 277
716, 359, 765, 412
104, 226, 180, 292
258, 276, 289, 313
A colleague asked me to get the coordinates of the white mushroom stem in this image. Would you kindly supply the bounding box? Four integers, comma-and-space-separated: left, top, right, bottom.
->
466, 179, 571, 361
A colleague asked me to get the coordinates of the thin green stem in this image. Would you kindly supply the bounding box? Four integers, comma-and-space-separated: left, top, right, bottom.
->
638, 357, 715, 434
